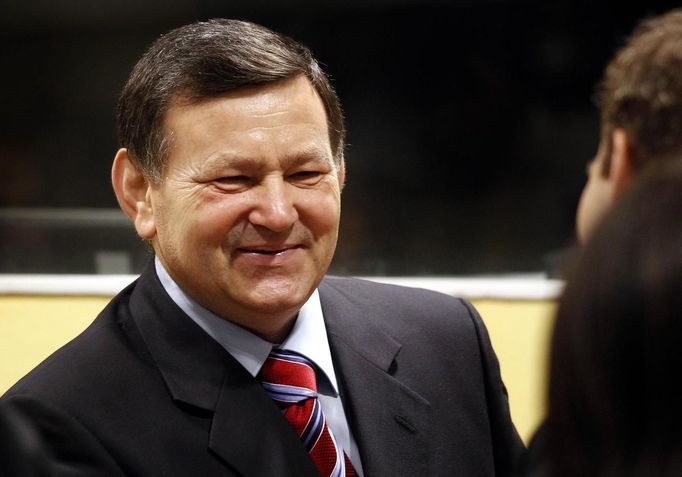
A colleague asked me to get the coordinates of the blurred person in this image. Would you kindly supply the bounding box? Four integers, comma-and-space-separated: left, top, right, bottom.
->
519, 9, 682, 476
0, 19, 522, 476
548, 163, 682, 476
576, 9, 682, 242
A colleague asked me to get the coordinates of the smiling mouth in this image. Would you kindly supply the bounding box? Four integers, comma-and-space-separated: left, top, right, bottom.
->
238, 245, 301, 255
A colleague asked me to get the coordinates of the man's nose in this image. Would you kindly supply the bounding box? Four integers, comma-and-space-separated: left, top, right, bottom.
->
248, 178, 299, 232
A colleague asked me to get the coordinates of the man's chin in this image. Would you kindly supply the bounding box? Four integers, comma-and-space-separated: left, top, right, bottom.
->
242, 287, 314, 315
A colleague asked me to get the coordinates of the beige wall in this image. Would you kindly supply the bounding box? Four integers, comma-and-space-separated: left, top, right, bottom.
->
473, 299, 555, 442
0, 294, 554, 443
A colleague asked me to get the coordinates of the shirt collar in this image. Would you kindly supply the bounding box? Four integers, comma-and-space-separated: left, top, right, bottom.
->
154, 257, 339, 396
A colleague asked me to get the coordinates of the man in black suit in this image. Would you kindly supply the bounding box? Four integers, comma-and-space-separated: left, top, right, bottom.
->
1, 19, 522, 476
519, 9, 682, 477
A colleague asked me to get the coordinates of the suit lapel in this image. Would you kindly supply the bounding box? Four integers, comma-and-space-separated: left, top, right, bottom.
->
130, 263, 319, 477
208, 361, 319, 477
319, 279, 431, 477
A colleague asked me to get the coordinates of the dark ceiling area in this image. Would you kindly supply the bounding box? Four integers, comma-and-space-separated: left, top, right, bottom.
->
1, 1, 679, 275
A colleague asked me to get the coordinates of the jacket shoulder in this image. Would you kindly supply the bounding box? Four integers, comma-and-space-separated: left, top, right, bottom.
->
3, 281, 144, 403
320, 275, 475, 316
318, 275, 483, 340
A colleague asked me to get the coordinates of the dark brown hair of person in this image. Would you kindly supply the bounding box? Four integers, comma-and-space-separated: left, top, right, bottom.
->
116, 19, 345, 183
596, 9, 682, 175
546, 161, 682, 477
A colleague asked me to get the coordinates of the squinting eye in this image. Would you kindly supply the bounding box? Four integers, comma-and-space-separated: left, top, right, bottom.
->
290, 171, 322, 182
216, 175, 249, 183
212, 175, 251, 191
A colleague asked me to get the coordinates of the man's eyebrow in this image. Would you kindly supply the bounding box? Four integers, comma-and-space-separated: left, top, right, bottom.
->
281, 144, 334, 165
200, 145, 334, 169
202, 153, 260, 169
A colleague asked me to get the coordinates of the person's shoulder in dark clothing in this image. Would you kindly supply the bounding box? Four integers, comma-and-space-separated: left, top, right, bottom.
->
0, 400, 53, 476
515, 421, 549, 477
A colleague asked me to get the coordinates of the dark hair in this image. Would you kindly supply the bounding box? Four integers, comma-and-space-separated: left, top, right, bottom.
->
116, 19, 345, 182
547, 162, 682, 476
597, 9, 682, 174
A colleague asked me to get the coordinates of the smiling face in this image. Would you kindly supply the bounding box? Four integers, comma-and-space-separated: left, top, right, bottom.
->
139, 76, 343, 341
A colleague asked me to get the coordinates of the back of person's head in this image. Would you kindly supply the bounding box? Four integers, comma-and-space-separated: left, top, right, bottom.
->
547, 161, 682, 476
116, 18, 345, 183
597, 9, 682, 174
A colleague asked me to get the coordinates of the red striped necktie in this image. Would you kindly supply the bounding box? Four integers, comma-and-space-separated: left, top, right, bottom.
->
259, 349, 358, 477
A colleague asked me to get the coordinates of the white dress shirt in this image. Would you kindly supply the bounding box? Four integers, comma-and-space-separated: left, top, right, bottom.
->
155, 258, 363, 475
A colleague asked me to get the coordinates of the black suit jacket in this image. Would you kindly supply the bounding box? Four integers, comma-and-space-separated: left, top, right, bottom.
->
0, 400, 53, 477
2, 263, 523, 476
514, 422, 548, 477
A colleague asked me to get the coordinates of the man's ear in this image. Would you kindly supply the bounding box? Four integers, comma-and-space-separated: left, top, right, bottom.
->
111, 148, 156, 240
609, 128, 636, 198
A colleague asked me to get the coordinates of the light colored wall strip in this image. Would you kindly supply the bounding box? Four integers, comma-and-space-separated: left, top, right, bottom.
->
0, 274, 564, 300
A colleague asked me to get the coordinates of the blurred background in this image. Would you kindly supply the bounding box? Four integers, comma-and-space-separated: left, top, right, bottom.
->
1, 0, 678, 276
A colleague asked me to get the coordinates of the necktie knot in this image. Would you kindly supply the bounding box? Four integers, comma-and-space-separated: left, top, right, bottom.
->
258, 349, 359, 477
260, 349, 318, 405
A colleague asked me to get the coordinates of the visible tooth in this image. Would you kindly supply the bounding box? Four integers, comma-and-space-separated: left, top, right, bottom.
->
247, 249, 284, 254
